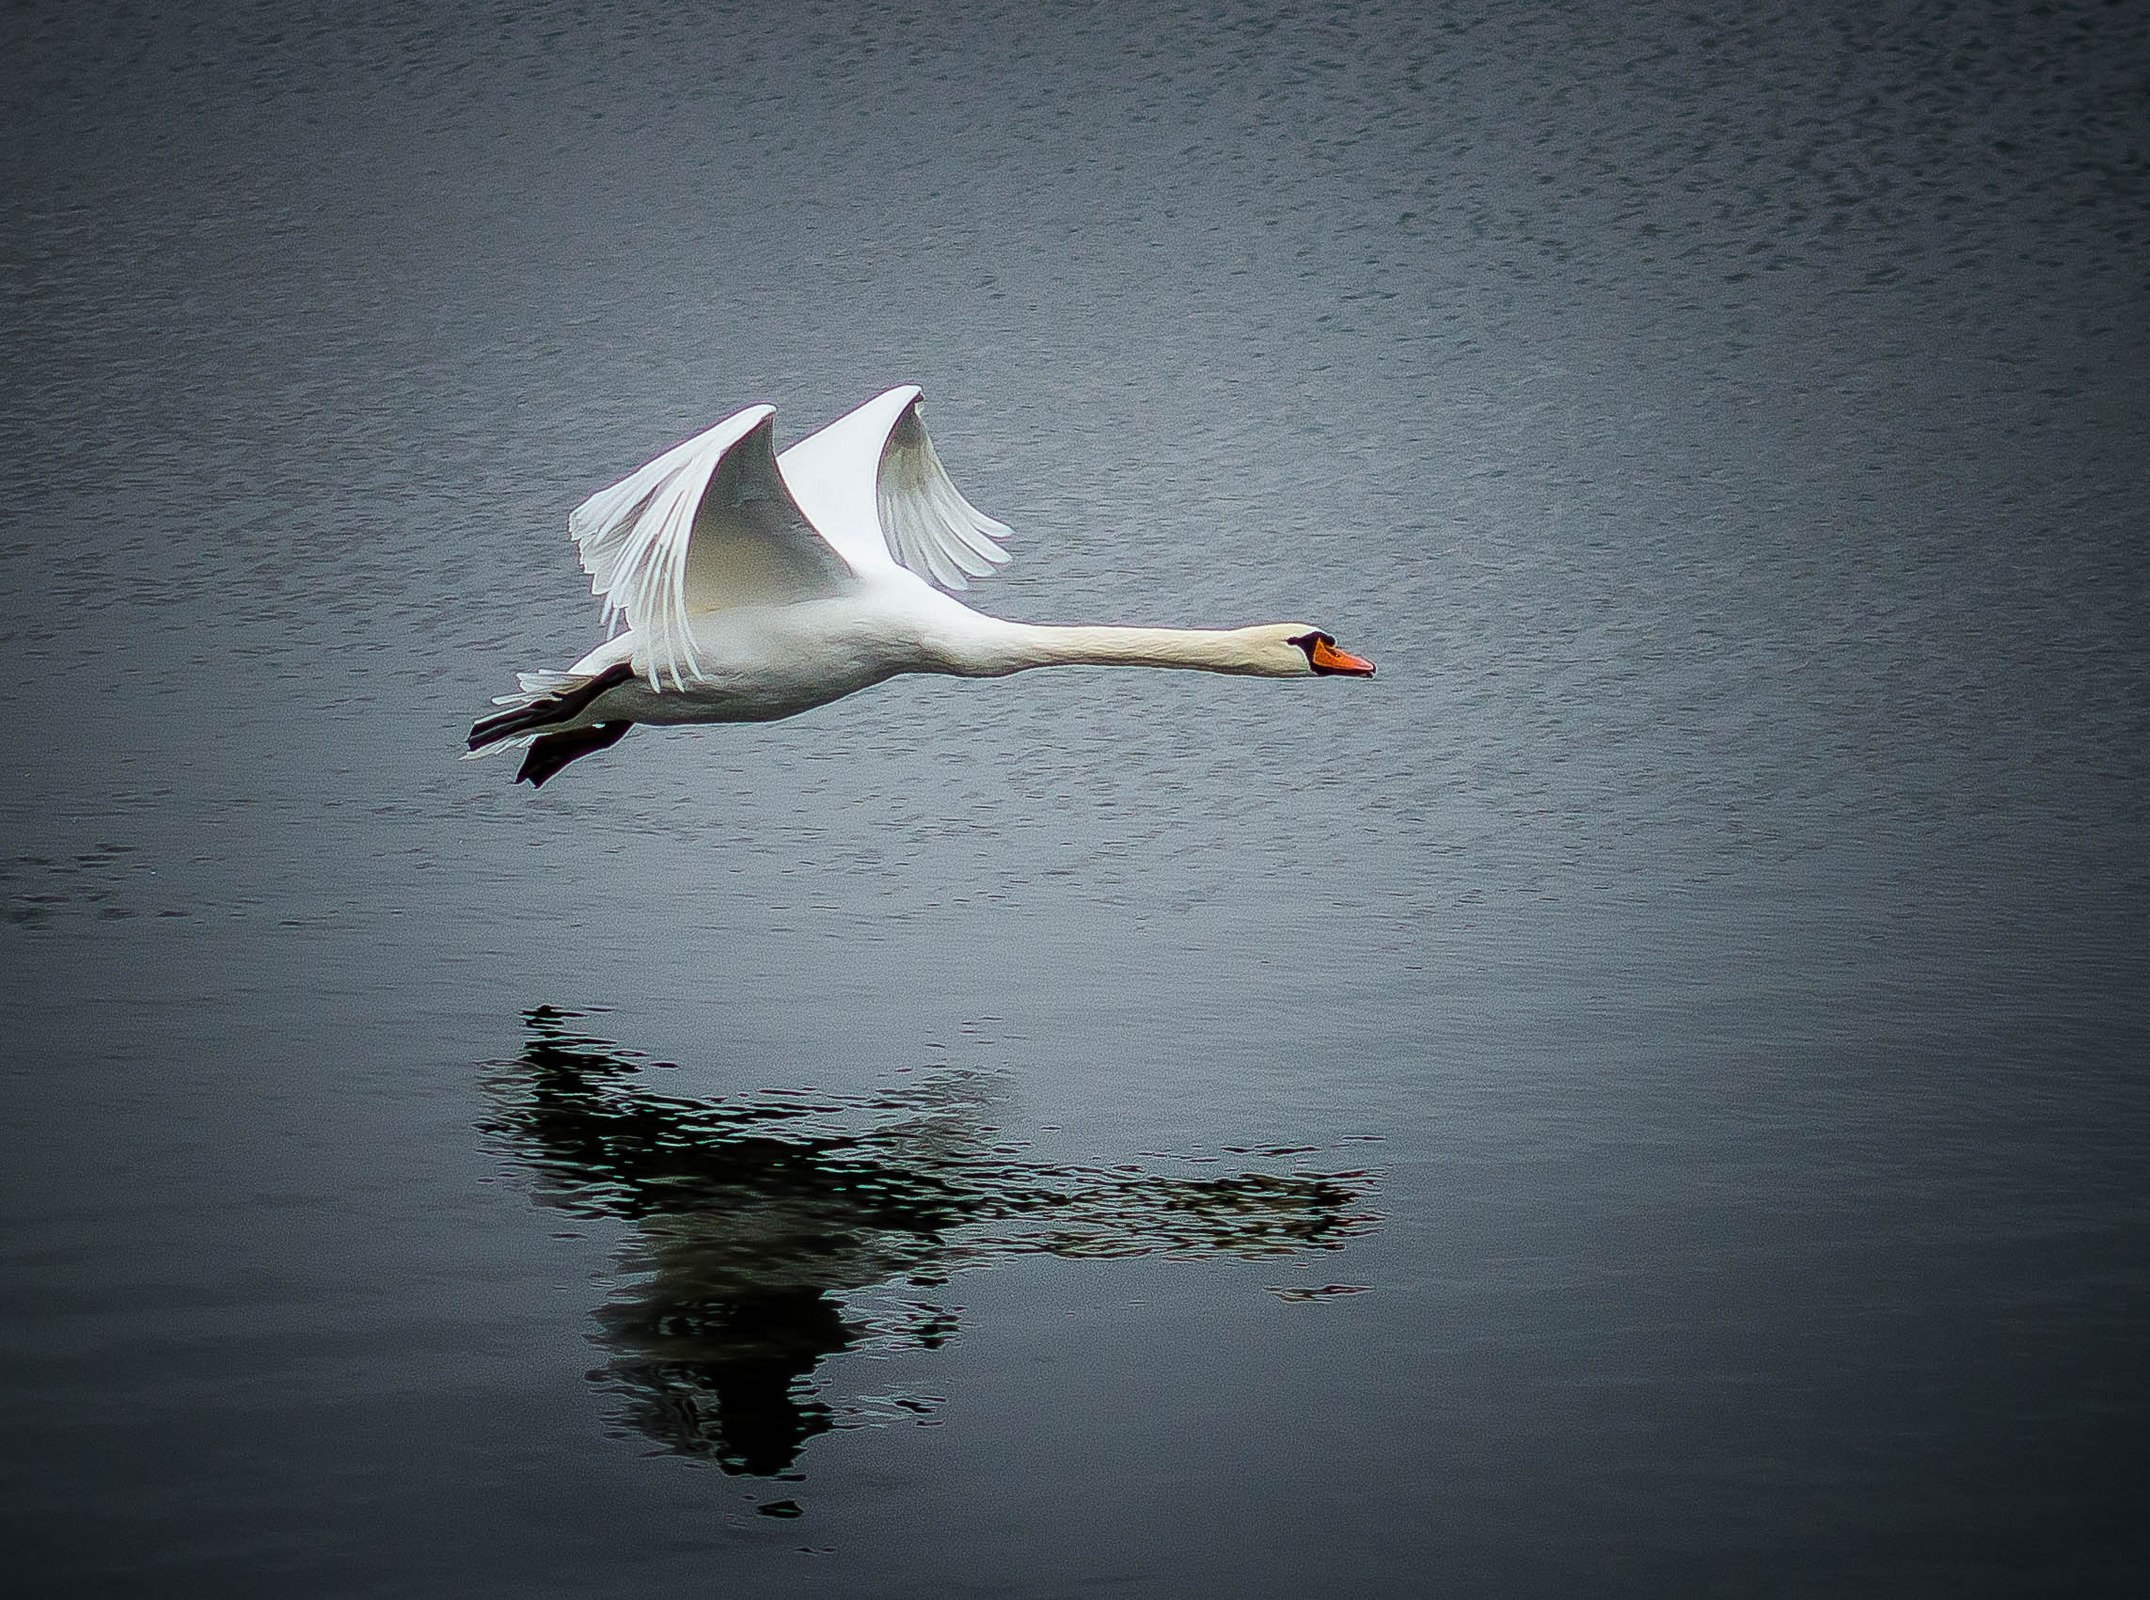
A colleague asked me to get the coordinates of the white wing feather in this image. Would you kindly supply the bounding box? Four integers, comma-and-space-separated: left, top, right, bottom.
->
778, 385, 1012, 591
568, 405, 853, 690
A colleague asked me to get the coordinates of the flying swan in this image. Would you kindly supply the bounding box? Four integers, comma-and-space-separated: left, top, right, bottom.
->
468, 386, 1375, 786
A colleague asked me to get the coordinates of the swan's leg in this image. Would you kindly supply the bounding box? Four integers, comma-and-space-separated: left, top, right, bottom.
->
469, 662, 637, 750
516, 721, 634, 787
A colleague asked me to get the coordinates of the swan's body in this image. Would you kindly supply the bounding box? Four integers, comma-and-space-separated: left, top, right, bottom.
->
470, 385, 1373, 785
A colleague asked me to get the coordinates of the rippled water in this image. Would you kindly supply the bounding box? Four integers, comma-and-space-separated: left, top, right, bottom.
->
4, 1, 2146, 1594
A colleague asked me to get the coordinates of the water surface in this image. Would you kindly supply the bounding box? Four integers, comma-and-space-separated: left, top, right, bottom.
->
3, 1, 2146, 1594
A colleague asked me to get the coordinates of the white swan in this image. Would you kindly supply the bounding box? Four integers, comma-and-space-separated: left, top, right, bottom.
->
469, 385, 1375, 786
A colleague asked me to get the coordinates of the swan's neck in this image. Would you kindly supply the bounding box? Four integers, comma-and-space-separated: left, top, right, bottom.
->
961, 622, 1279, 676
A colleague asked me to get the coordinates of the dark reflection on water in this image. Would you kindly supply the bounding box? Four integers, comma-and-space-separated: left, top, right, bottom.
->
481, 1007, 1381, 1476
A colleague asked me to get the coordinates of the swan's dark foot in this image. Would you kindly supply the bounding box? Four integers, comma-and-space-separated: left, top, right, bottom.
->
518, 721, 633, 787
469, 662, 637, 751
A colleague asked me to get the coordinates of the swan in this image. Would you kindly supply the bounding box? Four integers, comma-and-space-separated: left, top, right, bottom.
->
468, 385, 1375, 786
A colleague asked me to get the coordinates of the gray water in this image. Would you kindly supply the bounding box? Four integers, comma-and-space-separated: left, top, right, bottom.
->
4, 1, 2146, 1594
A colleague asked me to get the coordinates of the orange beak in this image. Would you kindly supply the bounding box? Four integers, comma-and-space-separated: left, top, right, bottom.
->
1311, 637, 1376, 677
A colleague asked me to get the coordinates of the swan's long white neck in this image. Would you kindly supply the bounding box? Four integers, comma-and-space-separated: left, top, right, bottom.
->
951, 620, 1287, 677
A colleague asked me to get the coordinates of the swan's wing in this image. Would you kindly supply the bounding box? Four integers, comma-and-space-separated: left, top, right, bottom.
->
777, 385, 1012, 591
569, 405, 856, 690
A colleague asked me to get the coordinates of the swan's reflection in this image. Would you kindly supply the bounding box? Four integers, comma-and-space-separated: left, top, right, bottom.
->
482, 1007, 1381, 1477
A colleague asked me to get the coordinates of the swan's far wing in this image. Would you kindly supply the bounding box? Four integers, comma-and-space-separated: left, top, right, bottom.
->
569, 405, 856, 690
877, 394, 1013, 590
778, 385, 1012, 591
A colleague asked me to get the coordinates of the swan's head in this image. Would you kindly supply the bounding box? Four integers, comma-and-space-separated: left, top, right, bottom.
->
1255, 625, 1376, 679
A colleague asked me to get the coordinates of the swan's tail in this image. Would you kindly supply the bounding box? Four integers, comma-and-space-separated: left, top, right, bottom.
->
466, 663, 638, 785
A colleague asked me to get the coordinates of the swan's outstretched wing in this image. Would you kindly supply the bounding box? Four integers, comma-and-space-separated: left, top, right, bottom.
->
570, 405, 855, 690
778, 385, 1012, 591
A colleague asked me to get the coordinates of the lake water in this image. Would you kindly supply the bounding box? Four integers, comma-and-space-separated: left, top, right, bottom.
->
4, 2, 2146, 1594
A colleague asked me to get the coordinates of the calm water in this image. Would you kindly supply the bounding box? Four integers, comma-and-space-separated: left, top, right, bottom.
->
4, 1, 2146, 1593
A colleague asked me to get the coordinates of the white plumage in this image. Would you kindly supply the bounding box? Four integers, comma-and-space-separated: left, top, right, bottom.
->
777, 383, 1011, 589
470, 385, 1373, 786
